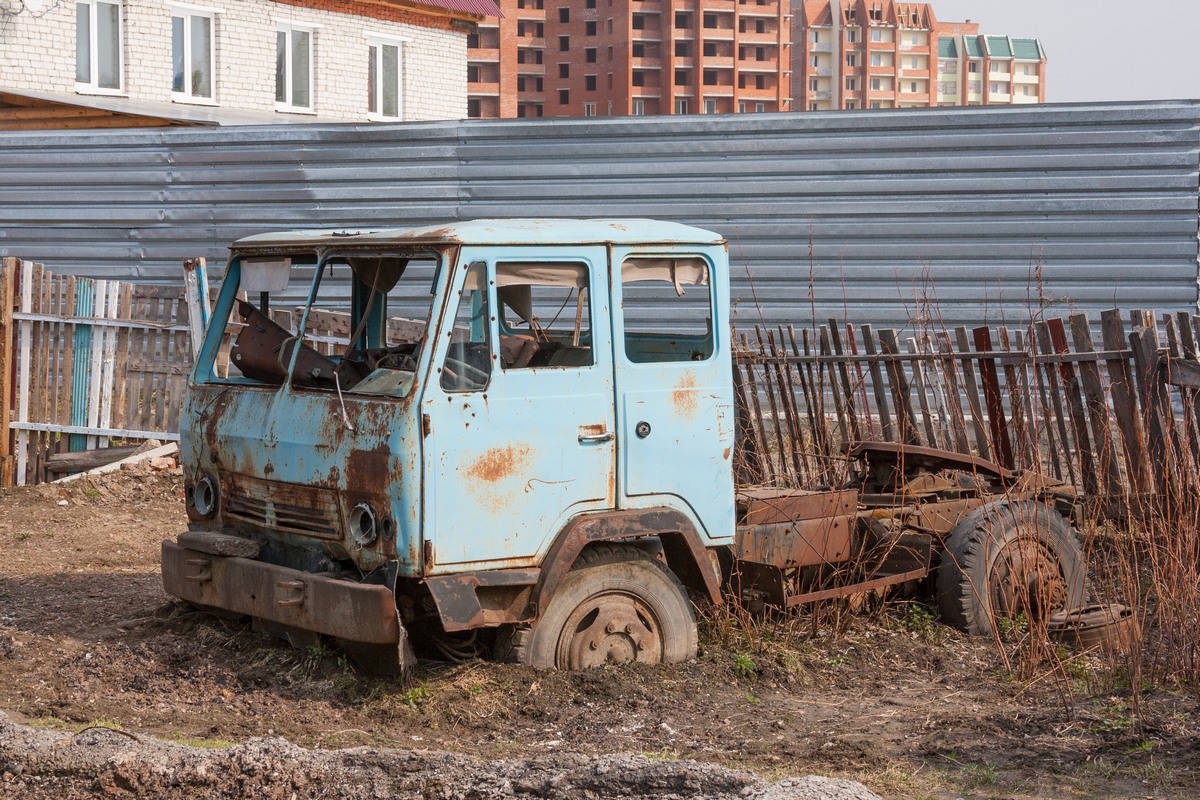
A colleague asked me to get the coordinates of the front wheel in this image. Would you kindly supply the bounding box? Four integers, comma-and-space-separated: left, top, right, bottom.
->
496, 543, 698, 670
936, 500, 1086, 635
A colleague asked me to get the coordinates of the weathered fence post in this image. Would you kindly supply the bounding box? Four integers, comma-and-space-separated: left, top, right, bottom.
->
0, 257, 16, 486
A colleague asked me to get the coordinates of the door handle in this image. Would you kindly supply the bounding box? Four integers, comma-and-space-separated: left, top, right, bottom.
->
578, 430, 614, 443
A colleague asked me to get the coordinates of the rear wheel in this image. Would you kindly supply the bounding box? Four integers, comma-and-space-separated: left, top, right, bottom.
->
496, 543, 697, 670
936, 500, 1086, 635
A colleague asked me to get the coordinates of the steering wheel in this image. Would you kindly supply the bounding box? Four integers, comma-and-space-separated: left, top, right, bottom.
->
442, 356, 490, 388
376, 352, 417, 371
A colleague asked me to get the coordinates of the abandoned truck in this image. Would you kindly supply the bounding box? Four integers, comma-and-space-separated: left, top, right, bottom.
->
162, 219, 1086, 671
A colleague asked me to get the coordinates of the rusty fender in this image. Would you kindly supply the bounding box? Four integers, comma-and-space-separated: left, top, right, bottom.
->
162, 541, 401, 645
536, 508, 723, 613
423, 509, 724, 633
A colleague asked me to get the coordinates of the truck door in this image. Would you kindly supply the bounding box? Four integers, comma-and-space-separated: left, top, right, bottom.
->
609, 247, 736, 543
421, 248, 616, 571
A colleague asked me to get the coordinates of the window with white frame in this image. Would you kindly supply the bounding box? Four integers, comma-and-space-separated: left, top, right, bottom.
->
631, 99, 644, 115
367, 37, 403, 119
583, 101, 596, 116
170, 4, 215, 101
276, 23, 315, 111
704, 98, 716, 114
76, 0, 123, 92
675, 98, 688, 114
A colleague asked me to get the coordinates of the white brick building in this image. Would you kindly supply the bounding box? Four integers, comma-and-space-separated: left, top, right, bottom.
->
0, 0, 498, 127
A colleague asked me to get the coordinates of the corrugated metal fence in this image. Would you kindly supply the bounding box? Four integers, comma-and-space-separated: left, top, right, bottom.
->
0, 100, 1197, 329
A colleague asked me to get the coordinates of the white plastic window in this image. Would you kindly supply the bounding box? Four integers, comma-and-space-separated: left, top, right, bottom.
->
276, 23, 315, 111
76, 0, 123, 93
170, 5, 216, 101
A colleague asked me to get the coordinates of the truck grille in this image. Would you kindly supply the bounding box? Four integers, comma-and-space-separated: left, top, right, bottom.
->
221, 472, 341, 539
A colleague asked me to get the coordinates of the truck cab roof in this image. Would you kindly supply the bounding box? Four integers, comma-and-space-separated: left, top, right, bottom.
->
231, 219, 726, 251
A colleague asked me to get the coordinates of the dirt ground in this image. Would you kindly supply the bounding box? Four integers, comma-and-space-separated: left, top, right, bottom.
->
0, 470, 1197, 799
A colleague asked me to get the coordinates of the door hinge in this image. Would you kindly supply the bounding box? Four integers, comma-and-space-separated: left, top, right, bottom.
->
423, 539, 434, 567
422, 414, 432, 436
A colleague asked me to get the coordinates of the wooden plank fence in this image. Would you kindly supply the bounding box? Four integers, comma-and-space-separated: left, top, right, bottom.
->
0, 258, 357, 486
733, 312, 1200, 518
0, 257, 193, 485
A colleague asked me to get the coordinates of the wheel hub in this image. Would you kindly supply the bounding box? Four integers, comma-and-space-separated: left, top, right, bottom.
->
990, 538, 1069, 621
558, 591, 663, 669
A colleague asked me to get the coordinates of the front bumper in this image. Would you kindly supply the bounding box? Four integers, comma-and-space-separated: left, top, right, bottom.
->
162, 539, 401, 645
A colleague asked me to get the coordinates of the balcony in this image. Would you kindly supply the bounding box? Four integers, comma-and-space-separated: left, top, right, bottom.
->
737, 60, 777, 72
468, 82, 500, 96
808, 90, 832, 100
702, 25, 736, 39
808, 42, 833, 53
739, 29, 777, 43
703, 55, 735, 68
632, 74, 663, 90
1012, 71, 1039, 84
738, 2, 779, 18
739, 85, 777, 99
631, 24, 663, 39
469, 48, 500, 62
808, 67, 832, 77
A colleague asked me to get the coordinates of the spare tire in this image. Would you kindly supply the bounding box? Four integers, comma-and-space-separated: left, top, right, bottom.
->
936, 500, 1086, 635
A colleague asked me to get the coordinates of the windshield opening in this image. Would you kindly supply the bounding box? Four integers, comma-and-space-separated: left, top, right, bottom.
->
206, 248, 444, 399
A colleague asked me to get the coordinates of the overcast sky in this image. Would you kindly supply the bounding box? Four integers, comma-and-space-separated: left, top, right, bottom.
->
930, 0, 1200, 103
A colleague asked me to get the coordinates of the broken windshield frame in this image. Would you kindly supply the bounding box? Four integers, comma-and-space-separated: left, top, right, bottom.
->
198, 245, 451, 400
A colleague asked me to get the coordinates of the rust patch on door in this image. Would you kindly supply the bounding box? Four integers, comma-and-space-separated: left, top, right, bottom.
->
672, 373, 699, 419
466, 444, 531, 482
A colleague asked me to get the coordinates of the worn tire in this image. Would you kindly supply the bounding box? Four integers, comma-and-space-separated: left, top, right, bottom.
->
936, 500, 1086, 636
496, 543, 697, 670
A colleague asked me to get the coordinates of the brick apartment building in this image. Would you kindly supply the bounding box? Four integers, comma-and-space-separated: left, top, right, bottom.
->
796, 0, 1044, 111
468, 0, 793, 119
0, 0, 498, 129
469, 0, 1045, 118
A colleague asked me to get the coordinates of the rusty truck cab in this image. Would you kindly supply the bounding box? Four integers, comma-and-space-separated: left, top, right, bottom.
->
164, 220, 736, 668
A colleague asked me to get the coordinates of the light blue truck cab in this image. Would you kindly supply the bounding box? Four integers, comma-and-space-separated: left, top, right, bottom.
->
163, 219, 1086, 670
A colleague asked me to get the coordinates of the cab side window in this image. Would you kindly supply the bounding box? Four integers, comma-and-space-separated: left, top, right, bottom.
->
440, 262, 491, 392
621, 256, 714, 363
496, 262, 593, 369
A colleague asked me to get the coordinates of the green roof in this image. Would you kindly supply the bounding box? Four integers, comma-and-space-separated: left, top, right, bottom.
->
938, 37, 957, 58
986, 36, 1012, 57
1012, 38, 1042, 60
964, 37, 983, 58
